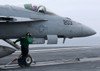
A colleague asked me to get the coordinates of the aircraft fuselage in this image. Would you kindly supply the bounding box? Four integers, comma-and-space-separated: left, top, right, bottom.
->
0, 5, 96, 39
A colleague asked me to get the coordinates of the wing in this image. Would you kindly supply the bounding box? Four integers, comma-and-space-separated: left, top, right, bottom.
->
0, 16, 47, 23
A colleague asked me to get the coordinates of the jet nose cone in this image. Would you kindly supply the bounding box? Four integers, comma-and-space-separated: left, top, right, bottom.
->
82, 26, 96, 36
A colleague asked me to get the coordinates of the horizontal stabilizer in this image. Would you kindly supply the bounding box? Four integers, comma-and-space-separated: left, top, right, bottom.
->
0, 16, 47, 23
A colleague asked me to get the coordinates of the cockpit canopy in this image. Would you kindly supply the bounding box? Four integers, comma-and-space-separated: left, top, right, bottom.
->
24, 4, 54, 14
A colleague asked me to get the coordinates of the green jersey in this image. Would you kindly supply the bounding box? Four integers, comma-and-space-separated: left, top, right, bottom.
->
15, 36, 33, 48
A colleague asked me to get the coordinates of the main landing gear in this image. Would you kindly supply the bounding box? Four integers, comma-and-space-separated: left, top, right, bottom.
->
3, 39, 36, 67
18, 55, 33, 67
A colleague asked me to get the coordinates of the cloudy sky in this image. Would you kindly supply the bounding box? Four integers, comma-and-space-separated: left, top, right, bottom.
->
0, 0, 100, 36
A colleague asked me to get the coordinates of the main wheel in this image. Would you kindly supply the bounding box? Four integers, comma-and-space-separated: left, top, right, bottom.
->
18, 55, 32, 67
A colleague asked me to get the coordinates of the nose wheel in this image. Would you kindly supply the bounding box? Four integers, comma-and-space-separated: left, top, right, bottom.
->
18, 55, 33, 67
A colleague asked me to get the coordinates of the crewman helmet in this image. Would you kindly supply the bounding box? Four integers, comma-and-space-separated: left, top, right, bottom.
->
26, 32, 31, 37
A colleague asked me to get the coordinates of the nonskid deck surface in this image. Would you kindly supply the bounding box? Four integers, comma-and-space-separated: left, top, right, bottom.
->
1, 57, 100, 69
0, 46, 100, 71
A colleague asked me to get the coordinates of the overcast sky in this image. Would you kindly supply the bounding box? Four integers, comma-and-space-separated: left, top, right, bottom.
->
0, 0, 100, 36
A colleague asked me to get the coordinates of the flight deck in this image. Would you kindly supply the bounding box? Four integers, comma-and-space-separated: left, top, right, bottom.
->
0, 46, 100, 71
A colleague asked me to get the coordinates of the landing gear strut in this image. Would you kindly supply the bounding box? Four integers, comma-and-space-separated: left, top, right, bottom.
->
18, 55, 33, 67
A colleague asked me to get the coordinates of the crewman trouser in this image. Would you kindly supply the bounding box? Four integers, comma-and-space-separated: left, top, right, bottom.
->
21, 46, 29, 56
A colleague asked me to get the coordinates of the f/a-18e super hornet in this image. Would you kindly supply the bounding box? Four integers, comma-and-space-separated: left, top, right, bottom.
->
0, 4, 96, 66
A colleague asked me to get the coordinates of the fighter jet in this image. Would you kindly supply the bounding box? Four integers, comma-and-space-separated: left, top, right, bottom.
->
0, 4, 96, 59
